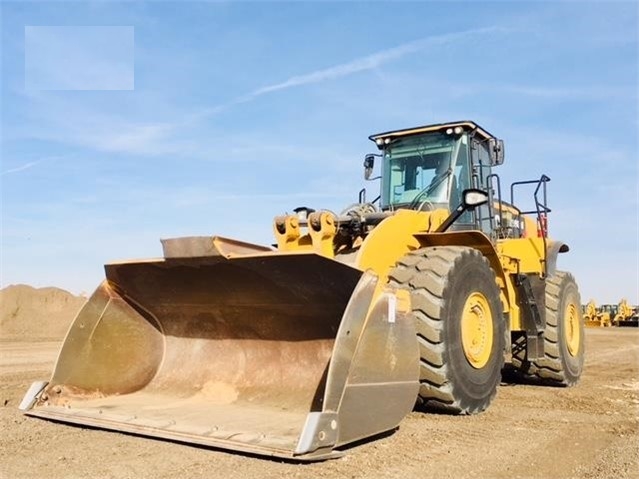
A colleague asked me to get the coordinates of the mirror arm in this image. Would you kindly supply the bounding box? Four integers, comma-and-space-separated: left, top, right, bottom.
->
435, 204, 467, 233
435, 189, 489, 233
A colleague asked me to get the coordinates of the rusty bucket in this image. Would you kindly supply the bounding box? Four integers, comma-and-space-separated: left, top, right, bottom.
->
21, 237, 419, 460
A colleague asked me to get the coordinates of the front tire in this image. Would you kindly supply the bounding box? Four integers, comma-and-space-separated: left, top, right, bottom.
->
389, 246, 505, 414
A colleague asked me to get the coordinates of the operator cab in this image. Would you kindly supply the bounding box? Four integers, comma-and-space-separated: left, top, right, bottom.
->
368, 121, 503, 214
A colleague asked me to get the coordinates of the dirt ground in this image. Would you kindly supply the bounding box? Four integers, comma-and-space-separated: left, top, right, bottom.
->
1, 328, 638, 479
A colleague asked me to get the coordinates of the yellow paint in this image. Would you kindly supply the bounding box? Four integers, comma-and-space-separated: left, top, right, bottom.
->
521, 215, 538, 238
614, 299, 633, 323
496, 237, 545, 275
355, 209, 429, 282
502, 277, 522, 331
427, 208, 449, 230
584, 300, 597, 319
494, 237, 549, 331
461, 292, 494, 369
583, 300, 615, 328
270, 206, 552, 336
584, 299, 606, 328
273, 215, 314, 252
307, 211, 337, 258
564, 301, 580, 356
273, 215, 300, 250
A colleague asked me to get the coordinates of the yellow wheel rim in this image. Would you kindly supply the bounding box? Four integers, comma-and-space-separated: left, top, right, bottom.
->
564, 301, 580, 356
461, 292, 494, 369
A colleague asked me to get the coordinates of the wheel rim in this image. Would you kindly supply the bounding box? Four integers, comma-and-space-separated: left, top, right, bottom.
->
461, 292, 494, 369
564, 302, 580, 356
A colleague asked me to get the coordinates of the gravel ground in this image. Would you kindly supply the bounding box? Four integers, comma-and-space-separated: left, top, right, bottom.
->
1, 328, 638, 479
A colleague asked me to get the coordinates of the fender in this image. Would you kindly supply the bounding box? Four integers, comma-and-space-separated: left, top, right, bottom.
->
413, 230, 507, 285
412, 230, 512, 312
545, 241, 570, 277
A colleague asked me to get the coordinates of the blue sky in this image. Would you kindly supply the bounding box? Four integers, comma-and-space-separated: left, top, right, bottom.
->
1, 0, 637, 304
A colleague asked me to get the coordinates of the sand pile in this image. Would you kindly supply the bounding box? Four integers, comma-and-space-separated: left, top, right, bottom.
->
0, 284, 86, 340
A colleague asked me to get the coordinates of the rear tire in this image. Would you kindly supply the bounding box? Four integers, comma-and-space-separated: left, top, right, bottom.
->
511, 271, 584, 386
388, 246, 505, 414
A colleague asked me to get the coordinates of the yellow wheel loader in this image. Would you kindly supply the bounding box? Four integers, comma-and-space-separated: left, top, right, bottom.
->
597, 304, 615, 327
614, 299, 639, 327
21, 120, 584, 460
583, 300, 600, 327
583, 300, 613, 328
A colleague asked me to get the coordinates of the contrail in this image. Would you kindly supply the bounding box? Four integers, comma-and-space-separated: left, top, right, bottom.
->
192, 26, 509, 121
240, 26, 506, 101
1, 156, 61, 175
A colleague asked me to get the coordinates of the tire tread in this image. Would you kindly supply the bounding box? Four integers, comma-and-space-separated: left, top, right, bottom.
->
511, 271, 584, 386
389, 246, 504, 414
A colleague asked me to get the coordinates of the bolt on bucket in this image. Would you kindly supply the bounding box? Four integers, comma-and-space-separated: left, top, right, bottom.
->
21, 237, 419, 460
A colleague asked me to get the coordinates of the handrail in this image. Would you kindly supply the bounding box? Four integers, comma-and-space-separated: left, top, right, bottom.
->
510, 175, 552, 277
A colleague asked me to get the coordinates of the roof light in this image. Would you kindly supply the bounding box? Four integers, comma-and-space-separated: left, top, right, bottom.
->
375, 138, 384, 146
454, 126, 463, 134
384, 138, 391, 145
446, 128, 453, 135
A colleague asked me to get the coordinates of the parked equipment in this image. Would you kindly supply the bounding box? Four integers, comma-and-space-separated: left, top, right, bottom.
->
598, 304, 615, 328
583, 300, 613, 328
21, 121, 584, 460
614, 299, 639, 327
583, 301, 599, 327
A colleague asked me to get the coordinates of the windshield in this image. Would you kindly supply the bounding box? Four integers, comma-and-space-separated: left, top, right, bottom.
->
381, 132, 469, 210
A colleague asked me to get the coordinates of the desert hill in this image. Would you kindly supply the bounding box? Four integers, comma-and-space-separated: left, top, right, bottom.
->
0, 284, 86, 341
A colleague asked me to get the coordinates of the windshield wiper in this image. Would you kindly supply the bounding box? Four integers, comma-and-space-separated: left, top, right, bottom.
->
408, 168, 452, 210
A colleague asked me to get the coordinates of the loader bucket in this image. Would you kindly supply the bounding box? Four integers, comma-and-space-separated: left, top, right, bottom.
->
22, 238, 419, 460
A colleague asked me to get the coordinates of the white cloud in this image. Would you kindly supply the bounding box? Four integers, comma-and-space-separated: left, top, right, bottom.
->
86, 123, 176, 155
11, 26, 512, 158
25, 26, 134, 91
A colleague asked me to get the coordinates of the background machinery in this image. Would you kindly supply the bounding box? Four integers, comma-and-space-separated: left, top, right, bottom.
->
583, 300, 613, 328
583, 300, 600, 327
613, 299, 639, 327
21, 121, 584, 460
597, 304, 615, 328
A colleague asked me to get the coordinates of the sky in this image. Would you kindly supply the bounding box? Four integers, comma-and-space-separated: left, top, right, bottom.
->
0, 0, 637, 304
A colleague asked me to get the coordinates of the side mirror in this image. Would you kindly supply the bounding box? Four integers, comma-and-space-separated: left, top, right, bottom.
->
363, 154, 375, 180
489, 138, 505, 166
462, 188, 489, 209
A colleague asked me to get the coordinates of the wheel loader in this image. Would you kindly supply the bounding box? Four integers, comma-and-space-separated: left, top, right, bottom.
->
597, 304, 615, 327
582, 301, 600, 327
613, 299, 639, 327
21, 120, 584, 460
583, 300, 613, 328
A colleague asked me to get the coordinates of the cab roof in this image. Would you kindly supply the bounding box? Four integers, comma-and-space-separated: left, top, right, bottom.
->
369, 120, 495, 143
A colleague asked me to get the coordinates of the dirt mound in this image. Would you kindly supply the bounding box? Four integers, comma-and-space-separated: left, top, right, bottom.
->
0, 284, 86, 341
